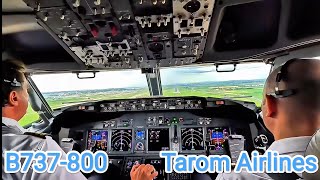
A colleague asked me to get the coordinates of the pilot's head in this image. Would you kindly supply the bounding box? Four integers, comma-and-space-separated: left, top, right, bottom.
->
261, 58, 320, 140
2, 60, 29, 121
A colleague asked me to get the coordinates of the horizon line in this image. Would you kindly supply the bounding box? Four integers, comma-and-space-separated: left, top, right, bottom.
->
41, 79, 266, 93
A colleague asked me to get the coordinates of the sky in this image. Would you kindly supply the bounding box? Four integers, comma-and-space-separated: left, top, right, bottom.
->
32, 63, 271, 92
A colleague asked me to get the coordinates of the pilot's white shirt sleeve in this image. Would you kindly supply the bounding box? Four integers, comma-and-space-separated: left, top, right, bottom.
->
215, 171, 271, 180
2, 135, 88, 180
35, 136, 88, 180
303, 129, 320, 179
2, 116, 88, 180
214, 136, 313, 180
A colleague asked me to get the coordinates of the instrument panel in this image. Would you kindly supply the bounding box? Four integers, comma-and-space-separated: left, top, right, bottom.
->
86, 127, 229, 154
82, 112, 243, 155
62, 97, 256, 157
58, 97, 258, 179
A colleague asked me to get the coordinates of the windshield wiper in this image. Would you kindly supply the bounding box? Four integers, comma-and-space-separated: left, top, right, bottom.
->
61, 100, 93, 104
223, 95, 253, 99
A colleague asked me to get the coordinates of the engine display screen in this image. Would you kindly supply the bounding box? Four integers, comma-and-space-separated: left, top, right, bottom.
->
207, 127, 229, 151
148, 128, 170, 151
87, 130, 108, 152
181, 127, 204, 150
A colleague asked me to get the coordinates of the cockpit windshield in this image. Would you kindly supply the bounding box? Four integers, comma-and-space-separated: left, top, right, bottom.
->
21, 63, 270, 126
32, 63, 271, 108
161, 63, 271, 106
32, 70, 149, 109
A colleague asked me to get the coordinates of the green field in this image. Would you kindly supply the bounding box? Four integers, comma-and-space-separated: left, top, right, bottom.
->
19, 89, 150, 126
19, 82, 265, 127
20, 105, 40, 126
163, 86, 264, 105
46, 89, 150, 110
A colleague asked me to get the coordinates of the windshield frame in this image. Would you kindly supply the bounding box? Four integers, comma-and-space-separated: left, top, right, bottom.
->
24, 62, 272, 127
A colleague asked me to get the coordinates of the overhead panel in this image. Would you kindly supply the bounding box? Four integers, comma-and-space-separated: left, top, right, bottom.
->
22, 0, 215, 69
172, 0, 214, 37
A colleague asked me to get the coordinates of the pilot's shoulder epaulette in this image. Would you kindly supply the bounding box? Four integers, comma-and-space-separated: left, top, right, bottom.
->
24, 132, 51, 139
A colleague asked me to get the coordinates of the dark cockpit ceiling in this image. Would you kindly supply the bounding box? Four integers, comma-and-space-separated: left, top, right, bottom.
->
2, 0, 320, 72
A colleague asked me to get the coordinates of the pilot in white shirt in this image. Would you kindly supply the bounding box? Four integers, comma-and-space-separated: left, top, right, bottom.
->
303, 129, 320, 180
196, 59, 320, 180
2, 60, 86, 180
2, 117, 88, 180
215, 136, 312, 180
2, 60, 157, 180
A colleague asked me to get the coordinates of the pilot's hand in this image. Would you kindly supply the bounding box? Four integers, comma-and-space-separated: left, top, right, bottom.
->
130, 164, 158, 180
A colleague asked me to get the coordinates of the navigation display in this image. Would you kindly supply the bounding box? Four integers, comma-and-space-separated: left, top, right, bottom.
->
181, 127, 204, 150
148, 128, 170, 151
87, 130, 108, 152
111, 129, 133, 152
207, 127, 229, 151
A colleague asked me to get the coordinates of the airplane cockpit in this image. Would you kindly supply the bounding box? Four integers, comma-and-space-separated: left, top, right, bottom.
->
51, 96, 269, 179
2, 0, 320, 179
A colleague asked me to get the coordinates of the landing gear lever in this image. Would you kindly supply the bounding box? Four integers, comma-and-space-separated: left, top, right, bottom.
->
173, 125, 178, 143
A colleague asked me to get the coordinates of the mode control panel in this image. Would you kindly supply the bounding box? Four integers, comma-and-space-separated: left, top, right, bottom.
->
100, 98, 202, 112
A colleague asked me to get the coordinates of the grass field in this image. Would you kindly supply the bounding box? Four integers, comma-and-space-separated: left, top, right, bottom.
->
46, 89, 150, 109
20, 105, 40, 126
19, 81, 265, 127
19, 89, 150, 126
163, 86, 264, 105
